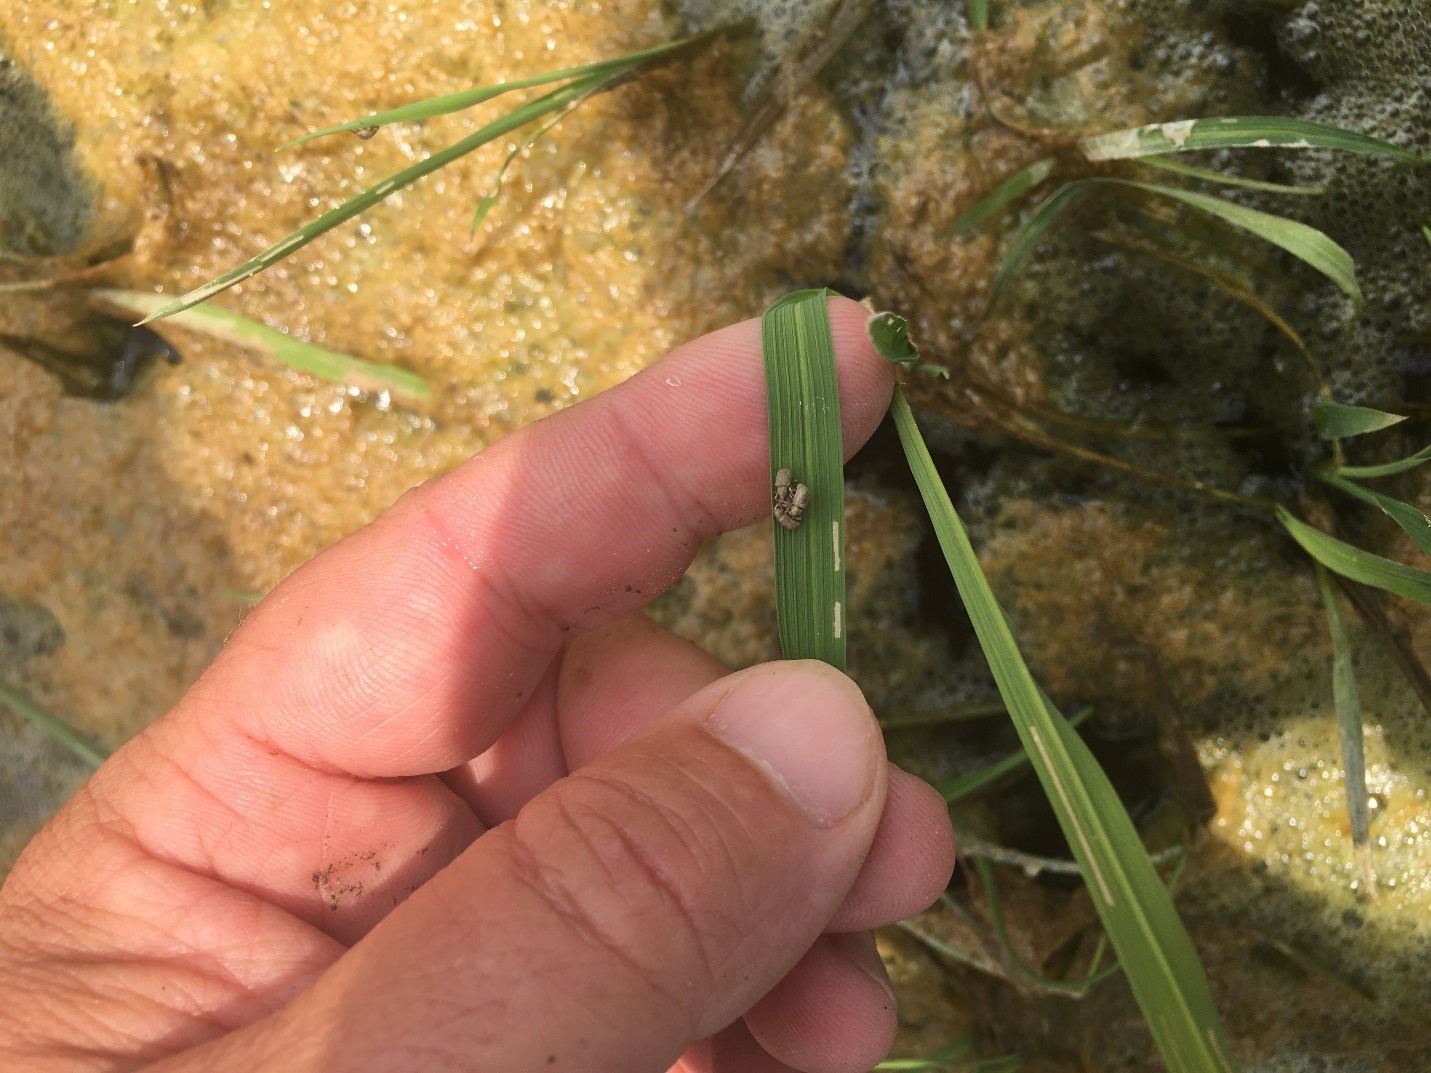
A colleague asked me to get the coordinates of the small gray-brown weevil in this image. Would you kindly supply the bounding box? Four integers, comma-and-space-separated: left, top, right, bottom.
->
773, 467, 811, 530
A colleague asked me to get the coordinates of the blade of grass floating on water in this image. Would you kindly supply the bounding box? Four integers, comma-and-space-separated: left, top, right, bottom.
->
761, 289, 847, 672
875, 1037, 976, 1071
1133, 155, 1325, 196
1319, 472, 1431, 557
973, 857, 1123, 996
222, 587, 267, 604
1336, 443, 1431, 480
139, 74, 617, 323
690, 0, 875, 209
1334, 575, 1431, 719
991, 177, 1360, 307
0, 679, 106, 770
471, 68, 619, 231
1315, 565, 1376, 894
987, 181, 1098, 304
890, 385, 1239, 1073
1276, 506, 1431, 605
1095, 229, 1332, 403
282, 28, 732, 147
1115, 181, 1360, 305
877, 1053, 1020, 1073
949, 158, 1055, 235
880, 699, 1006, 729
1080, 116, 1425, 163
938, 706, 1093, 802
1314, 403, 1406, 439
144, 74, 617, 323
93, 289, 431, 405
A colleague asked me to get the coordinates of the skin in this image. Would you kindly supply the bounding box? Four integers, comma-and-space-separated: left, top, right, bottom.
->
0, 297, 956, 1073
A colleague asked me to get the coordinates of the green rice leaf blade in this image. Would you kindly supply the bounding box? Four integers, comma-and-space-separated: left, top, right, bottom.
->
0, 680, 106, 770
1141, 183, 1360, 306
1314, 403, 1406, 439
1134, 155, 1326, 196
1277, 506, 1431, 605
938, 706, 1092, 803
140, 75, 607, 322
874, 1037, 976, 1070
993, 178, 1360, 307
1315, 566, 1372, 857
1081, 116, 1423, 163
94, 289, 430, 405
949, 158, 1055, 235
282, 29, 727, 146
974, 856, 1120, 995
967, 0, 988, 31
761, 290, 847, 672
470, 69, 616, 231
1319, 473, 1431, 557
890, 386, 1238, 1073
989, 181, 1097, 303
1336, 443, 1431, 480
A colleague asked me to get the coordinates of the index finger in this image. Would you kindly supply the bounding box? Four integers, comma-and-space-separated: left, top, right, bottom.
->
184, 296, 892, 776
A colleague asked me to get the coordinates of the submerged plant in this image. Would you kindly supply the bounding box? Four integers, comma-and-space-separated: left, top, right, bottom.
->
140, 27, 739, 324
943, 40, 1431, 901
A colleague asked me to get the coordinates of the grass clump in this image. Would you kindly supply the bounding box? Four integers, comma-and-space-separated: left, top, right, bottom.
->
140, 27, 738, 324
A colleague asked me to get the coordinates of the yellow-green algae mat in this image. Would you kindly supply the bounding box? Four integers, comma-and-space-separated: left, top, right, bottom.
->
759, 290, 1238, 1073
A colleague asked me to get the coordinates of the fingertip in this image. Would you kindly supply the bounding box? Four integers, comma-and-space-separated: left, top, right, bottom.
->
743, 931, 898, 1073
829, 766, 956, 932
826, 295, 896, 458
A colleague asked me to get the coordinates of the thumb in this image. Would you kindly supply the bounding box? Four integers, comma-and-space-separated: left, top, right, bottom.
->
193, 660, 888, 1073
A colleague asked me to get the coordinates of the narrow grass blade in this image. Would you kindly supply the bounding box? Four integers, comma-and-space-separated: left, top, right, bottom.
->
938, 706, 1093, 802
878, 1049, 1019, 1073
1134, 155, 1325, 196
1096, 230, 1331, 402
880, 700, 1006, 729
1314, 403, 1406, 439
949, 158, 1055, 235
1336, 443, 1431, 480
761, 290, 846, 672
875, 1037, 975, 1071
0, 680, 106, 770
471, 71, 616, 230
1423, 225, 1431, 249
690, 0, 873, 208
988, 181, 1097, 303
1080, 116, 1424, 163
890, 386, 1238, 1073
1277, 506, 1431, 604
282, 29, 728, 147
991, 178, 1360, 307
1315, 565, 1375, 892
141, 75, 606, 322
967, 0, 989, 31
1318, 472, 1431, 557
974, 857, 1122, 995
93, 289, 430, 405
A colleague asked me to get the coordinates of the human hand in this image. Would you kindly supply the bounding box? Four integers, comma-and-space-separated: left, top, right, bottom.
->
0, 297, 955, 1073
